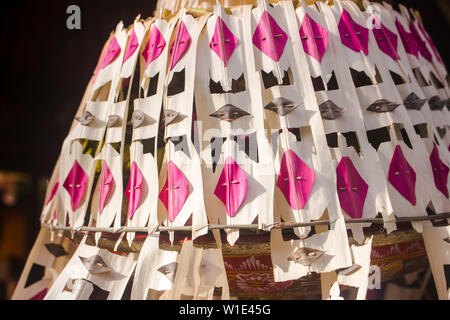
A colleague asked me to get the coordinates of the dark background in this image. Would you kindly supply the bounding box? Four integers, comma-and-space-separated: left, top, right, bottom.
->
1, 0, 448, 178
0, 0, 448, 299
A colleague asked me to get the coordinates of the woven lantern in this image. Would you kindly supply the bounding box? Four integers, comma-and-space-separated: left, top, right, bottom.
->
12, 0, 450, 300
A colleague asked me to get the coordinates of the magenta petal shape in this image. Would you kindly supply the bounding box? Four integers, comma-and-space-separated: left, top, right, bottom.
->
252, 11, 288, 62
124, 30, 139, 63
209, 17, 238, 66
336, 157, 369, 219
45, 180, 59, 205
159, 161, 190, 222
299, 13, 328, 62
98, 161, 114, 214
63, 161, 88, 212
29, 288, 48, 300
100, 37, 121, 69
388, 146, 417, 205
409, 22, 432, 62
169, 21, 191, 71
214, 157, 247, 217
338, 9, 369, 55
372, 22, 400, 60
142, 26, 166, 67
430, 145, 449, 198
417, 23, 443, 63
277, 150, 316, 210
125, 162, 143, 219
395, 19, 419, 58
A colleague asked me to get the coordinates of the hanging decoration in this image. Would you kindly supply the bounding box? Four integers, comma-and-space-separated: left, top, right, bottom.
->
13, 0, 450, 300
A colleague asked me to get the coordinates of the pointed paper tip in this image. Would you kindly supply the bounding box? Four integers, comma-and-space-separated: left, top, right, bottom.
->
126, 232, 134, 247
95, 231, 101, 246
116, 21, 124, 32
169, 231, 174, 246
114, 233, 125, 251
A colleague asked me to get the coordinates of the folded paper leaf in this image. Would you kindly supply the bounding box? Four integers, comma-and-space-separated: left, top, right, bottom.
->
252, 11, 288, 62
403, 92, 426, 110
287, 247, 325, 266
430, 145, 449, 198
299, 13, 328, 63
98, 161, 114, 214
79, 255, 112, 274
63, 161, 88, 211
338, 9, 369, 55
336, 157, 369, 219
143, 26, 166, 67
125, 162, 143, 219
164, 109, 182, 126
264, 97, 299, 116
159, 161, 189, 223
319, 100, 345, 120
169, 21, 191, 71
76, 111, 95, 126
214, 157, 247, 217
388, 145, 416, 205
209, 104, 251, 122
107, 115, 121, 128
157, 262, 178, 282
277, 150, 316, 210
210, 16, 238, 66
128, 110, 146, 129
367, 99, 400, 113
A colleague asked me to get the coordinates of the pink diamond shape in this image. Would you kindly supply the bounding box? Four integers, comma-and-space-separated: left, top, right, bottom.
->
338, 9, 369, 55
409, 21, 432, 62
63, 161, 88, 212
214, 157, 247, 217
252, 11, 288, 62
209, 17, 238, 66
277, 150, 316, 210
299, 13, 328, 62
45, 180, 59, 205
395, 19, 419, 58
169, 21, 191, 71
388, 145, 416, 205
430, 145, 449, 198
98, 161, 114, 214
336, 157, 369, 219
125, 162, 143, 219
124, 30, 139, 63
417, 23, 443, 63
372, 21, 400, 60
142, 26, 166, 68
159, 161, 190, 222
100, 37, 121, 69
